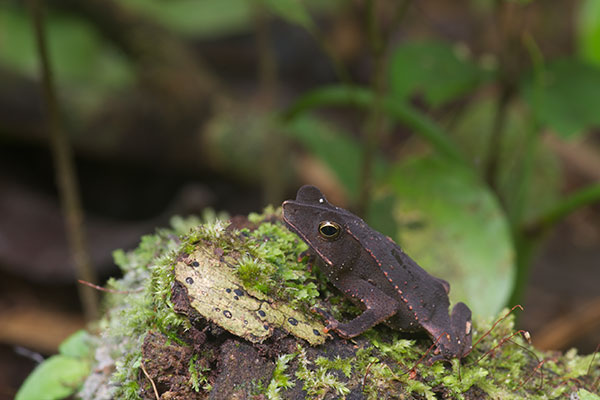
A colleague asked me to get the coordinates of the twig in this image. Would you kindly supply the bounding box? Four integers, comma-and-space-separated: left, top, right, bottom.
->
362, 361, 375, 389
468, 305, 524, 354
510, 339, 545, 391
27, 0, 99, 321
470, 329, 529, 365
403, 331, 450, 376
78, 279, 144, 294
140, 360, 160, 400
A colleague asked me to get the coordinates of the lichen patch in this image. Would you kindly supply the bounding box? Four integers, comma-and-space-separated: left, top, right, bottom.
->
175, 245, 326, 345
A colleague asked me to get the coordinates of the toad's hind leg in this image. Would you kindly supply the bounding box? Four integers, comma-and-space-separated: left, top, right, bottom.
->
420, 301, 473, 360
450, 302, 472, 357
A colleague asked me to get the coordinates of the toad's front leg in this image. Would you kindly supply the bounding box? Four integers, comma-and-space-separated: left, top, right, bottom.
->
321, 275, 400, 339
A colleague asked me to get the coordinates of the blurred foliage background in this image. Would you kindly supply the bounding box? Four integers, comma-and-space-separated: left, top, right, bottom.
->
1, 0, 600, 397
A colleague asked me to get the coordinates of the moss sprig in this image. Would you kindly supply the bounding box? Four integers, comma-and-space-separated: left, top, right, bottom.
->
266, 353, 297, 399
295, 345, 351, 398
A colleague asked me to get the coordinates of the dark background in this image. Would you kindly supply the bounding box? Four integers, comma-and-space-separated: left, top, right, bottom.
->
1, 0, 599, 398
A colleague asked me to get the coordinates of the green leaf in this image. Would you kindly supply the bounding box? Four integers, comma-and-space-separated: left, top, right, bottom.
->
576, 0, 600, 66
120, 0, 253, 37
0, 5, 133, 87
389, 156, 514, 316
16, 330, 94, 400
285, 115, 386, 201
579, 389, 600, 400
284, 115, 388, 201
262, 0, 316, 33
449, 97, 561, 224
0, 4, 134, 113
522, 58, 600, 137
15, 356, 90, 400
58, 330, 94, 359
389, 40, 493, 107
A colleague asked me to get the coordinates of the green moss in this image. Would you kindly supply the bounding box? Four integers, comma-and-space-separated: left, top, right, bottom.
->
295, 345, 351, 398
314, 355, 353, 379
236, 253, 276, 294
76, 209, 600, 399
256, 309, 600, 399
266, 353, 296, 399
188, 354, 212, 392
80, 216, 212, 399
238, 216, 320, 310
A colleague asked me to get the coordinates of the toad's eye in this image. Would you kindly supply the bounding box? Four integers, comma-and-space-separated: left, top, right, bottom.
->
318, 221, 341, 240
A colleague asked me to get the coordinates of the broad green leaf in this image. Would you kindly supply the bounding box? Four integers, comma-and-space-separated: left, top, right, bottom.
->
579, 389, 600, 400
522, 58, 600, 137
449, 97, 561, 224
119, 0, 338, 38
262, 0, 316, 33
285, 115, 386, 202
0, 4, 134, 112
0, 5, 133, 88
389, 156, 514, 316
389, 40, 493, 107
16, 330, 94, 400
15, 356, 90, 400
58, 330, 94, 359
120, 0, 253, 37
577, 0, 600, 66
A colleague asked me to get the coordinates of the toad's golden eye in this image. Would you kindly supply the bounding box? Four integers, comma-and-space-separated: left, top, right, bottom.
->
318, 221, 341, 240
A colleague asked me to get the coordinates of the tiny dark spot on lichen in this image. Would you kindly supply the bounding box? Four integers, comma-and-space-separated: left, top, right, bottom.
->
313, 329, 320, 336
223, 310, 232, 319
263, 324, 269, 330
185, 277, 194, 284
288, 317, 298, 326
234, 296, 239, 300
226, 288, 232, 293
191, 261, 199, 267
234, 289, 244, 297
258, 310, 266, 318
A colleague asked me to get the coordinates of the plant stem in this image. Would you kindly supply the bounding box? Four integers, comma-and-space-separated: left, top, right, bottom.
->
484, 86, 512, 192
510, 183, 600, 306
255, 1, 278, 102
527, 183, 600, 234
506, 33, 545, 307
357, 0, 387, 216
254, 1, 286, 206
507, 231, 535, 308
28, 0, 99, 321
284, 85, 465, 165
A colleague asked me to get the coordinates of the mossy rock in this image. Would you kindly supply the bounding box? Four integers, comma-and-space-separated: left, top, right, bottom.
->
21, 211, 599, 400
